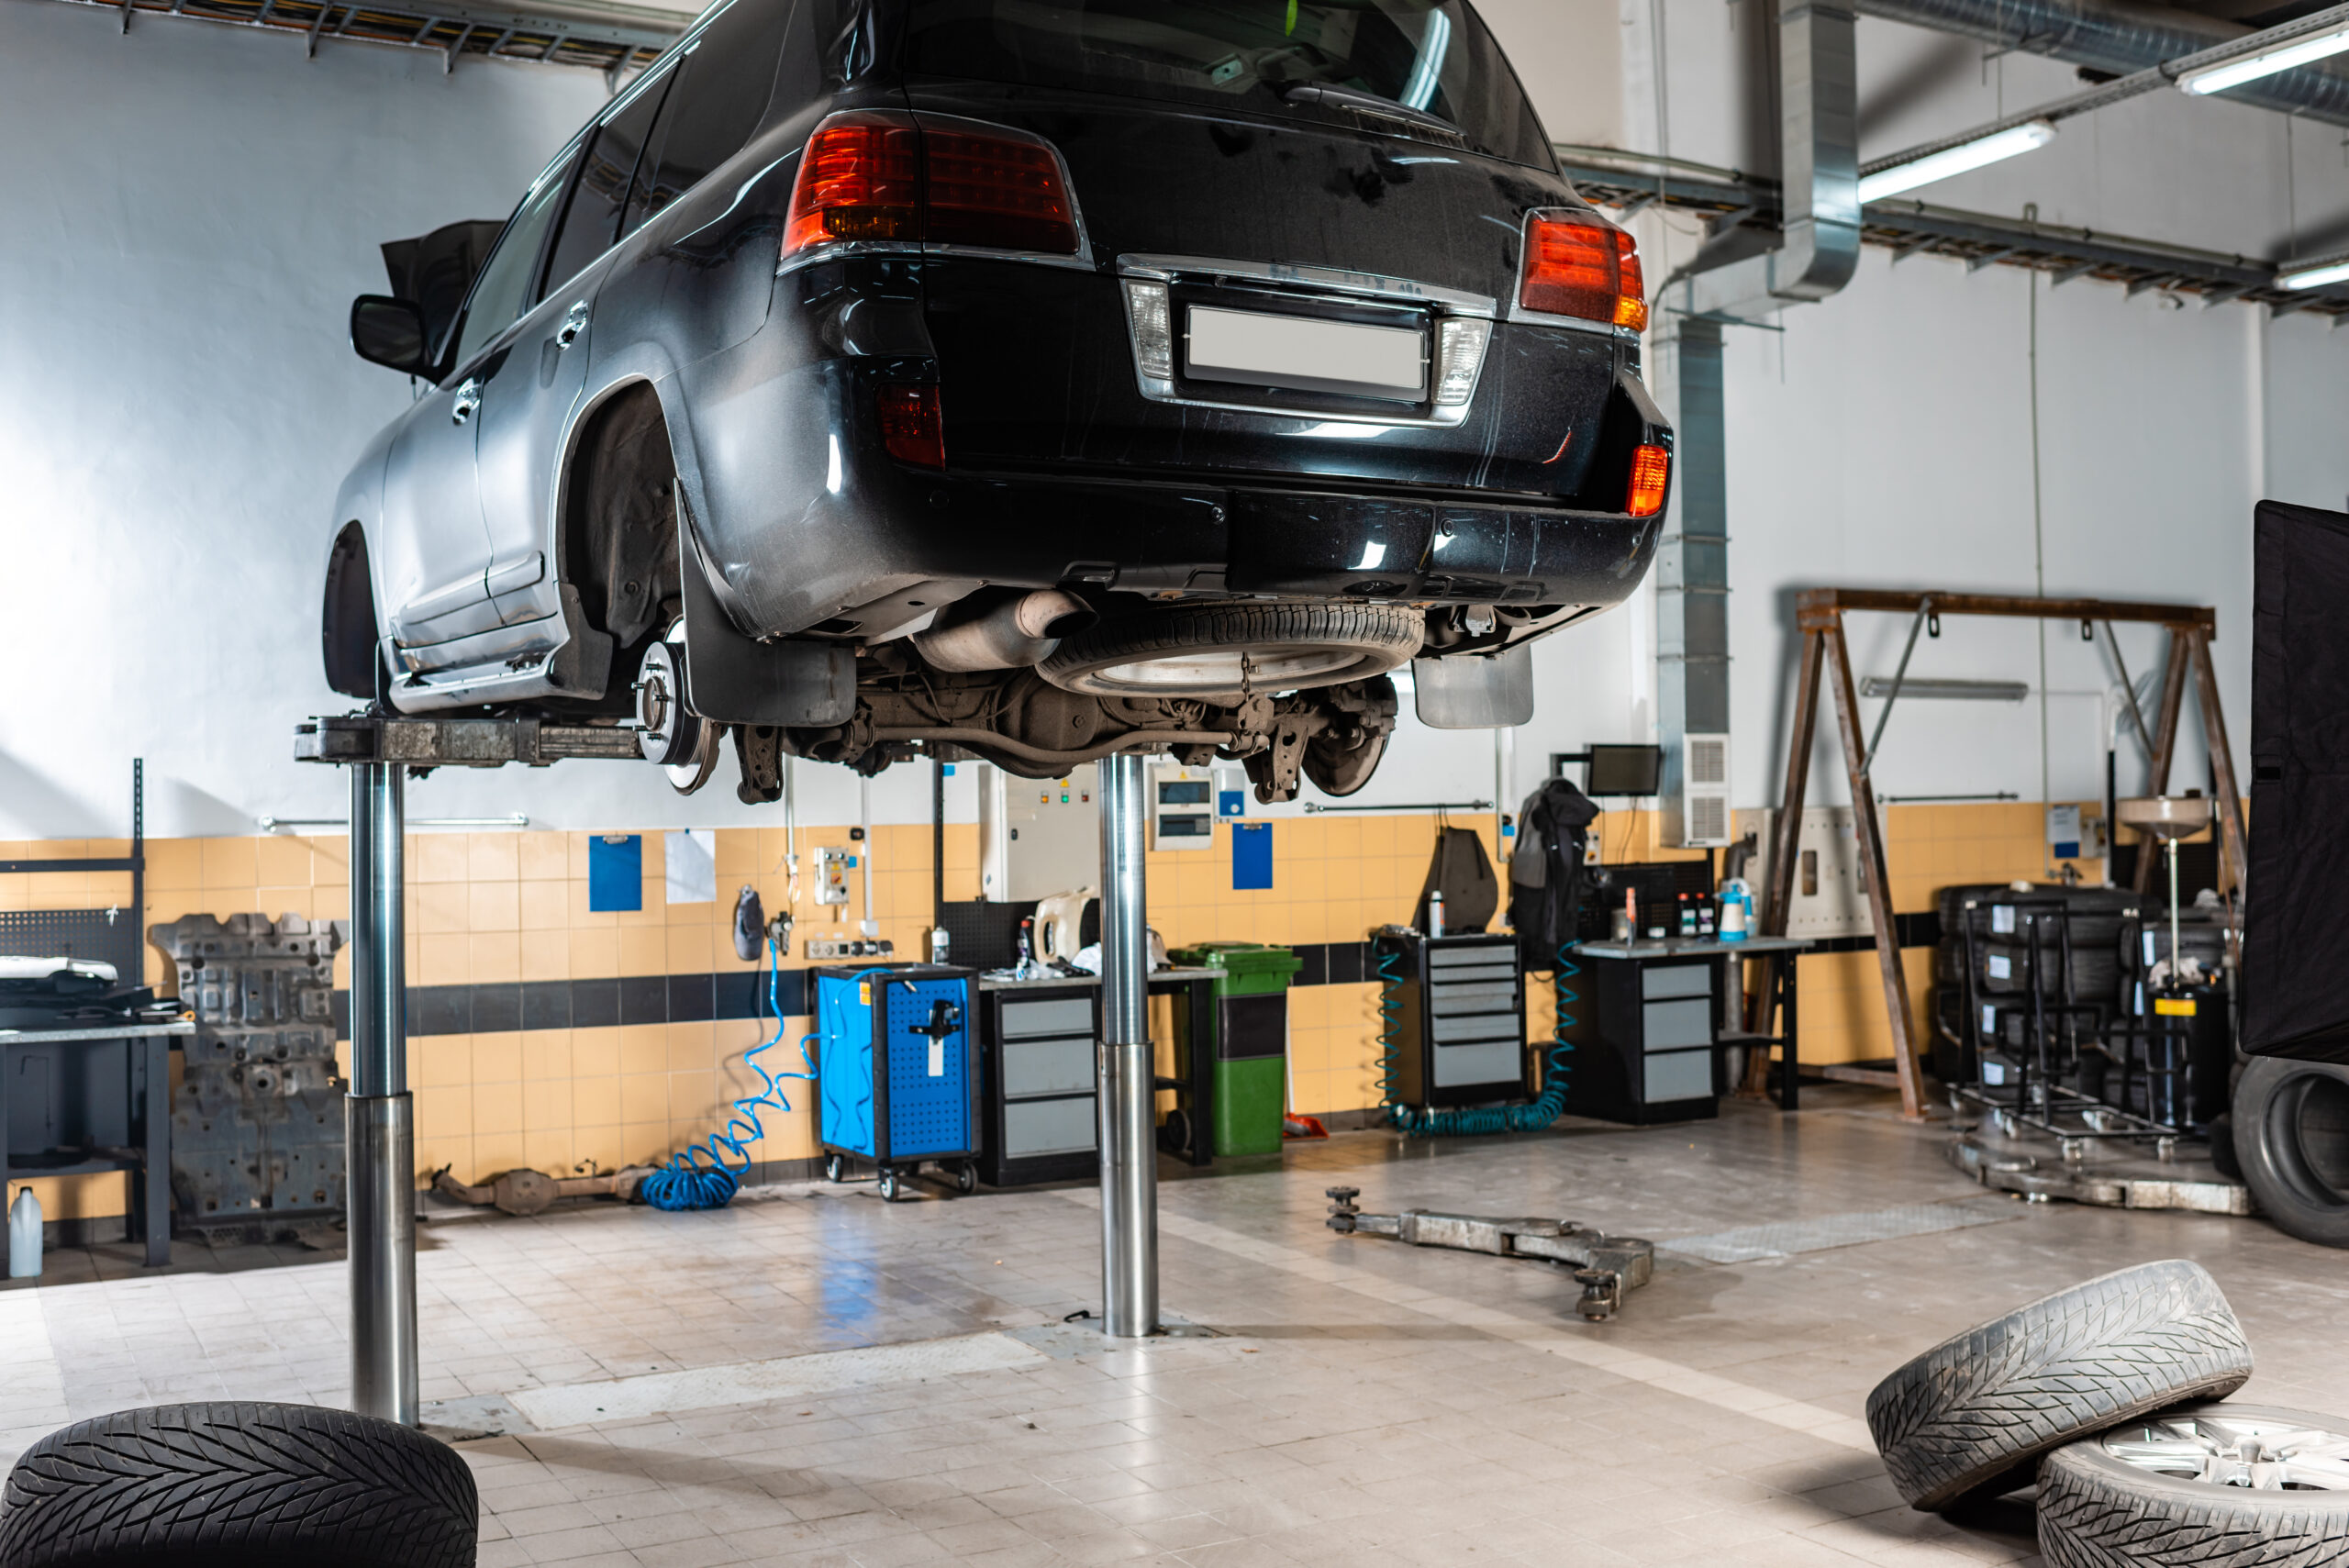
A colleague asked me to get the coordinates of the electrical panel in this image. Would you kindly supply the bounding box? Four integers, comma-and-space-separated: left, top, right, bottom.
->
1150, 762, 1216, 851
816, 846, 854, 905
1663, 733, 1733, 848
1737, 806, 1885, 940
977, 762, 1098, 901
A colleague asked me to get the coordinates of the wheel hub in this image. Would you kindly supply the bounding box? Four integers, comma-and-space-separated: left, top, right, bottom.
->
2105, 1413, 2349, 1491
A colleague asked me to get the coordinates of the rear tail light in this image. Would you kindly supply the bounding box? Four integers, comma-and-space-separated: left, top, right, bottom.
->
785, 111, 1079, 262
784, 114, 922, 254
922, 128, 1078, 253
1626, 443, 1670, 517
1520, 213, 1648, 332
878, 384, 944, 469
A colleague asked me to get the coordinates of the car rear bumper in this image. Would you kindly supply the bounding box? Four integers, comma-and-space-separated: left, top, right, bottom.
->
674, 261, 1668, 639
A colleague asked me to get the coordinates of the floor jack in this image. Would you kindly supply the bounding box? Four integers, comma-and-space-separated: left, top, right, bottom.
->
1324, 1188, 1655, 1320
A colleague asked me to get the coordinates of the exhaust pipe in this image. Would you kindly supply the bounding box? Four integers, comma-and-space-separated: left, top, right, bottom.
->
915, 590, 1097, 672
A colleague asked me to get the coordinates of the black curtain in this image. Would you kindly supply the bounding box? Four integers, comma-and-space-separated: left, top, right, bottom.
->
2243, 500, 2349, 1060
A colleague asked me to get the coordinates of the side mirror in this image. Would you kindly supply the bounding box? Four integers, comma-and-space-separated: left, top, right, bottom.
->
350, 295, 432, 376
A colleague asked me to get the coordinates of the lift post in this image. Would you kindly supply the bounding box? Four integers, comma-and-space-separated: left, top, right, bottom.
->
346, 760, 417, 1424
1096, 752, 1158, 1338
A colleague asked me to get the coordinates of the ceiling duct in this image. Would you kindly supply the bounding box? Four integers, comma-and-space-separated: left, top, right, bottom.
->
1854, 0, 2349, 127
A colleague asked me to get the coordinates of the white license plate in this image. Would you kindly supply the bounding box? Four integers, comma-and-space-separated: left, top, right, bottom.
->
1184, 306, 1427, 402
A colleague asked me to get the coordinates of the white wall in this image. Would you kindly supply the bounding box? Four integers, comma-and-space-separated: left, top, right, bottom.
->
1516, 5, 2349, 818
6, 0, 2348, 843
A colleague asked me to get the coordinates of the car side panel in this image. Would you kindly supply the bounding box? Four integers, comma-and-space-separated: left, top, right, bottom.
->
375, 382, 502, 656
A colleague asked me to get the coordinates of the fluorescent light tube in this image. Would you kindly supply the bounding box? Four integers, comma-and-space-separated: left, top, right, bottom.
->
2178, 25, 2349, 96
2279, 253, 2349, 291
1856, 120, 2058, 204
1860, 677, 2029, 702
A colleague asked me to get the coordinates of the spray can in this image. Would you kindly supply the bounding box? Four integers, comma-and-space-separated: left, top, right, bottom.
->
1428, 888, 1446, 939
9, 1186, 41, 1279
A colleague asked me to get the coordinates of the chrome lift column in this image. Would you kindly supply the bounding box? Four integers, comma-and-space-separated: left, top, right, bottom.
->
348, 761, 418, 1425
1096, 752, 1159, 1339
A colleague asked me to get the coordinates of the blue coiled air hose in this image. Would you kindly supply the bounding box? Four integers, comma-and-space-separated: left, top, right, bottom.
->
1379, 941, 1578, 1137
640, 938, 820, 1211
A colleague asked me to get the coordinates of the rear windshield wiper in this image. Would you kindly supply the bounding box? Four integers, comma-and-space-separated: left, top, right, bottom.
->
1278, 83, 1458, 138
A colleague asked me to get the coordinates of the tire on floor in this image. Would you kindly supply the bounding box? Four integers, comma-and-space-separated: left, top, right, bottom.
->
2038, 1404, 2349, 1566
0, 1401, 478, 1568
2234, 1055, 2349, 1248
1864, 1259, 2254, 1511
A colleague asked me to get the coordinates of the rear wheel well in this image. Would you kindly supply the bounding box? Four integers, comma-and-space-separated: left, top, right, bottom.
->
321, 521, 380, 701
561, 384, 682, 669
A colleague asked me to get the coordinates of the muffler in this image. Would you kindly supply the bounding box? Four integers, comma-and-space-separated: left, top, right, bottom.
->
914, 589, 1096, 672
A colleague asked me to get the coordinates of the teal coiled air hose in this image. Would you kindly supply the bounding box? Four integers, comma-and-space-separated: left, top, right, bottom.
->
1378, 941, 1578, 1137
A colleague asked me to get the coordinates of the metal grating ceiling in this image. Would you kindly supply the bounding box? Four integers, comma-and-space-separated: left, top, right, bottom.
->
1558, 144, 2349, 323
50, 0, 684, 73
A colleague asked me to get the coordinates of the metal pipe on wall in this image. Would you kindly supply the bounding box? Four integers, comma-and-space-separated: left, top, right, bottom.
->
1095, 752, 1158, 1340
1854, 0, 2349, 128
347, 762, 418, 1426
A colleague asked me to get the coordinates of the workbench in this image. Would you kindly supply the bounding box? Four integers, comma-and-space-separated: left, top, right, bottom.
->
0, 1018, 190, 1266
1566, 937, 1812, 1120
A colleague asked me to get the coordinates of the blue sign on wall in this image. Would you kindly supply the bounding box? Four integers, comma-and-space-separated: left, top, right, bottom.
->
1231, 821, 1273, 891
587, 834, 642, 912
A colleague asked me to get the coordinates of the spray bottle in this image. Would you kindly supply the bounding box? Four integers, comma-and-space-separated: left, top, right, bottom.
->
8, 1186, 41, 1280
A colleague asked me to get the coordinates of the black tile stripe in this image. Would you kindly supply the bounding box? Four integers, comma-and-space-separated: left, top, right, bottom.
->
322, 918, 1952, 1040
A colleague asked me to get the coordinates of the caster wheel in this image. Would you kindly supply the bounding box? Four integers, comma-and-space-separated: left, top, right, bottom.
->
955, 1162, 977, 1195
877, 1169, 899, 1202
824, 1154, 844, 1184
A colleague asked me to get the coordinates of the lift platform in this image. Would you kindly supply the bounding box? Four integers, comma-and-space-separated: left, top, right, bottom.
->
296, 707, 1170, 1425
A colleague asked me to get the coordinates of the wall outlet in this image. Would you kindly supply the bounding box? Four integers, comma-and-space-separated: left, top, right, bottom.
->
804, 938, 895, 961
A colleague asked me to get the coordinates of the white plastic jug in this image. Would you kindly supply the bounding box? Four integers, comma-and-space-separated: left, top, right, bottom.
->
9, 1186, 42, 1279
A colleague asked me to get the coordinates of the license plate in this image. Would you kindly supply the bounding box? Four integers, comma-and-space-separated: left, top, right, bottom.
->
1184, 306, 1427, 402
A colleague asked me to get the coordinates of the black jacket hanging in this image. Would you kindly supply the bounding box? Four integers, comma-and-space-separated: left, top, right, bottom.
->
1509, 778, 1600, 972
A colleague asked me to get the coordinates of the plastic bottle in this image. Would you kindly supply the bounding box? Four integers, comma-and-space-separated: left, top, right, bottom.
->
9, 1186, 41, 1280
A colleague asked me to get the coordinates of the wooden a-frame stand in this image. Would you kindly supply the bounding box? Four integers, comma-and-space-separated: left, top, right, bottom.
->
1743, 589, 2247, 1121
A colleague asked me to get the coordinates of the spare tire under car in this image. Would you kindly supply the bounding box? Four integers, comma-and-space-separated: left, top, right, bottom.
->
2235, 1055, 2349, 1248
1038, 601, 1422, 699
0, 1402, 478, 1568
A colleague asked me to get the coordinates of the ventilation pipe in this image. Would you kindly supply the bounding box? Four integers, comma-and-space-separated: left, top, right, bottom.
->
1853, 0, 2349, 128
1655, 0, 1859, 849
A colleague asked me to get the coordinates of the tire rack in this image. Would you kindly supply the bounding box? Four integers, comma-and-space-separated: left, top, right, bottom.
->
1740, 592, 2246, 1121
295, 711, 1169, 1424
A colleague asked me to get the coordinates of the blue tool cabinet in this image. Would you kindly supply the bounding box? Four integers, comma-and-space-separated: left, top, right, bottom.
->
815, 964, 979, 1201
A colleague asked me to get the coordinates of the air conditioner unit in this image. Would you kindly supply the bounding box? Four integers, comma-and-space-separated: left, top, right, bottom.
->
1664, 733, 1732, 848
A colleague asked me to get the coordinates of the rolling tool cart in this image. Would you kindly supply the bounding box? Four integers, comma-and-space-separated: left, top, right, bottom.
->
1374, 931, 1529, 1110
815, 964, 980, 1201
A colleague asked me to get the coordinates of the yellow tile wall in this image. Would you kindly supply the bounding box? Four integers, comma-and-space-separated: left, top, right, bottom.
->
0, 796, 2177, 1214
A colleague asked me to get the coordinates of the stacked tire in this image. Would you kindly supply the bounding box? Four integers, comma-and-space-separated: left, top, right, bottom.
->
1867, 1259, 2349, 1564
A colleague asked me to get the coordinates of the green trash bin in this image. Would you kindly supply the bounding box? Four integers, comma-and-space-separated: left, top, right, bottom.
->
1171, 942, 1302, 1157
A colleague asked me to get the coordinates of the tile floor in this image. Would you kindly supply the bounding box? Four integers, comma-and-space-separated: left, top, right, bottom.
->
6, 1087, 2349, 1566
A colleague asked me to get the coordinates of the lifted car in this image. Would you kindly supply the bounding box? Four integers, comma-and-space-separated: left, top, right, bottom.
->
327, 0, 1670, 802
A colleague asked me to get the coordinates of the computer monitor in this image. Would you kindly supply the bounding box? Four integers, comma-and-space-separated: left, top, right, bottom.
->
1583, 744, 1664, 797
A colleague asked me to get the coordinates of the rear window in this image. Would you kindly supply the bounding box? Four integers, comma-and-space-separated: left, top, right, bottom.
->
899, 0, 1552, 169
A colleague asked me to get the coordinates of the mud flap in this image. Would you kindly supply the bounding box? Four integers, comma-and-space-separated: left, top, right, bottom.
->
1412, 643, 1533, 728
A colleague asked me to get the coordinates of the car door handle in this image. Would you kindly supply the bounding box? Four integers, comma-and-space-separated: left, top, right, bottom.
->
451, 377, 482, 425
555, 302, 589, 350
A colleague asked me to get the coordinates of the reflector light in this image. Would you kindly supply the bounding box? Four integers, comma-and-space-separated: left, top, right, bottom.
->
1520, 213, 1646, 333
784, 114, 922, 256
1432, 317, 1491, 406
784, 112, 1080, 262
878, 384, 944, 469
1124, 281, 1174, 378
1626, 444, 1670, 517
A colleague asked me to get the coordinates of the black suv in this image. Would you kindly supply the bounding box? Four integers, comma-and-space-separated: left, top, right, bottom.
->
330, 0, 1670, 801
